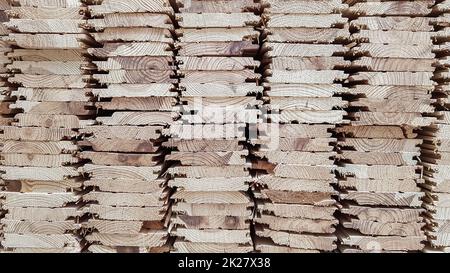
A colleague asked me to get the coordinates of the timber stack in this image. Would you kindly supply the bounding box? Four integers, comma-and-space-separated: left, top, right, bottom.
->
80, 0, 177, 253
251, 0, 349, 252
1, 0, 450, 254
0, 0, 12, 252
0, 0, 95, 252
165, 0, 261, 253
336, 0, 434, 252
422, 1, 450, 253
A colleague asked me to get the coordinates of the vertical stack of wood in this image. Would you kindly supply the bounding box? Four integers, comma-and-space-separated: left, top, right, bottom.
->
0, 0, 95, 253
251, 0, 349, 253
79, 0, 177, 253
336, 0, 435, 252
165, 0, 262, 253
422, 1, 450, 253
0, 0, 12, 252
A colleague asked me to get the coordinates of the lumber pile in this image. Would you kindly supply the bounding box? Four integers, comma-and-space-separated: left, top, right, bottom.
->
79, 0, 176, 253
0, 0, 12, 252
0, 0, 448, 254
336, 0, 434, 252
250, 0, 349, 253
421, 2, 450, 253
0, 0, 95, 253
165, 0, 262, 253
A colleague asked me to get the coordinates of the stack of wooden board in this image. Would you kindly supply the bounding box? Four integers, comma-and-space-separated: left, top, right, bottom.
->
1, 0, 448, 253
0, 0, 12, 252
79, 0, 177, 253
336, 0, 434, 252
0, 0, 95, 253
251, 0, 349, 253
165, 0, 262, 253
421, 1, 450, 253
